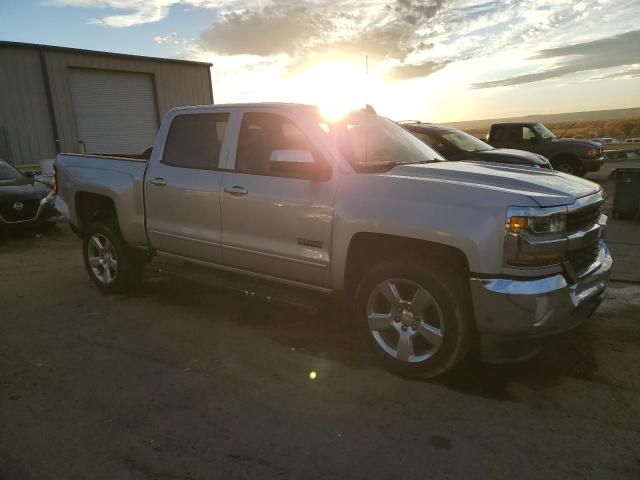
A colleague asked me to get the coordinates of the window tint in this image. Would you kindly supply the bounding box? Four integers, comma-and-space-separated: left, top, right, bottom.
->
522, 126, 536, 141
163, 113, 229, 170
441, 131, 493, 152
492, 126, 504, 142
0, 160, 22, 181
414, 132, 448, 154
506, 126, 523, 142
235, 112, 315, 176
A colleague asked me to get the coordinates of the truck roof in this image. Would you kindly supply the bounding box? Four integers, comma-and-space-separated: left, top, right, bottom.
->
169, 102, 320, 114
491, 121, 541, 127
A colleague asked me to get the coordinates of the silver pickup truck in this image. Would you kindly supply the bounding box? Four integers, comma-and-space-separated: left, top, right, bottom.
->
54, 103, 612, 377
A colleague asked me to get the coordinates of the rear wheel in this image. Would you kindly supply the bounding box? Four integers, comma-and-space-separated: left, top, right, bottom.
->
82, 221, 144, 293
353, 256, 473, 378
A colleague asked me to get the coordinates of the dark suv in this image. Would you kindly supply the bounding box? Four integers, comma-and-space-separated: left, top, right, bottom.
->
401, 122, 551, 169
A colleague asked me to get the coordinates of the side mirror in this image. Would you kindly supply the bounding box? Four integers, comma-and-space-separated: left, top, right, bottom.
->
24, 171, 35, 178
270, 149, 329, 180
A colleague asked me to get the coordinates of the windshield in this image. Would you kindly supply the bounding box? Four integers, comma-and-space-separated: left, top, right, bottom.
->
532, 124, 556, 140
0, 160, 23, 181
322, 112, 445, 171
440, 130, 493, 152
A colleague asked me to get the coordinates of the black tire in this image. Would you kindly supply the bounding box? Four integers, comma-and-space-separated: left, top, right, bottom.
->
82, 221, 144, 294
553, 156, 581, 176
352, 255, 473, 378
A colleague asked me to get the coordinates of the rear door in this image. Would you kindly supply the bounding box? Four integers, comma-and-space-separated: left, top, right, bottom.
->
219, 109, 337, 287
145, 109, 234, 263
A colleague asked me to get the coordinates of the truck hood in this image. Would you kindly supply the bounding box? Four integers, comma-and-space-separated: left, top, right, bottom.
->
551, 138, 601, 149
388, 161, 600, 207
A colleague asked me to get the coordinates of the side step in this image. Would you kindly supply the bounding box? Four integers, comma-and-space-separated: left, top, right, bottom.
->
151, 258, 330, 316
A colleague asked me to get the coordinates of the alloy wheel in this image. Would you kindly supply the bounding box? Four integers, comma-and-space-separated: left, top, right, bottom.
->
366, 278, 444, 363
87, 233, 118, 284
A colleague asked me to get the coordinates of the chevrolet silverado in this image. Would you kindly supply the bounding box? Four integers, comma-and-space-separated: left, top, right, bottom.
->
54, 103, 612, 377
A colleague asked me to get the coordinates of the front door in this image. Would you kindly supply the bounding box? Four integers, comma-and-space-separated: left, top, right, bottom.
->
508, 125, 544, 154
220, 110, 336, 287
145, 111, 232, 263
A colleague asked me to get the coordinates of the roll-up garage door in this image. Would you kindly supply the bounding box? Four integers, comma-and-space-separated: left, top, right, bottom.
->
69, 68, 159, 155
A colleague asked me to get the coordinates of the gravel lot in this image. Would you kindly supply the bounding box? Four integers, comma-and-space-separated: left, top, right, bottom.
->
1, 165, 640, 479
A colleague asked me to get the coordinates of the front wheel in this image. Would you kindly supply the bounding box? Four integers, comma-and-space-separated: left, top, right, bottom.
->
353, 256, 473, 378
82, 221, 144, 293
553, 157, 582, 176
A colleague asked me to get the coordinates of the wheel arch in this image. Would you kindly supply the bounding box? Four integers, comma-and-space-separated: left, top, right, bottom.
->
343, 232, 471, 299
549, 152, 579, 164
75, 191, 119, 236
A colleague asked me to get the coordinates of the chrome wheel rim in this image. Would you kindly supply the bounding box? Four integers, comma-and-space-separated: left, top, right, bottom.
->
87, 234, 118, 284
366, 278, 444, 363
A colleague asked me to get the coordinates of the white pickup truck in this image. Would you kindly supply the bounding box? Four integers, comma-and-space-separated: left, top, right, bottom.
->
54, 103, 612, 377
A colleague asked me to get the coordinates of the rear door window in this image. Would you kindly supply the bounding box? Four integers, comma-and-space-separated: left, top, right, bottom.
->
163, 113, 229, 170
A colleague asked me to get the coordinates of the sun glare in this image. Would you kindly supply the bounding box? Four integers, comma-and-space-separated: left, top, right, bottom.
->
290, 60, 372, 121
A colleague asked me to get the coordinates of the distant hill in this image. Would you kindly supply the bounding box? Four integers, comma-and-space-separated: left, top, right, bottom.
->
444, 107, 640, 132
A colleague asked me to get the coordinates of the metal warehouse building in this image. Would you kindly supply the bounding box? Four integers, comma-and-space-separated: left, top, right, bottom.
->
0, 41, 213, 169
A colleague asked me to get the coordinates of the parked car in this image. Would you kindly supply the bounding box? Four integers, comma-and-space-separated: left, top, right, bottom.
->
487, 122, 604, 176
604, 150, 640, 161
400, 122, 551, 168
624, 138, 640, 143
54, 103, 612, 378
0, 159, 59, 232
591, 137, 621, 144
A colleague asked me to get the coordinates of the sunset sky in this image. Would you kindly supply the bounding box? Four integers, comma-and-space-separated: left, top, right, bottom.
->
2, 0, 639, 122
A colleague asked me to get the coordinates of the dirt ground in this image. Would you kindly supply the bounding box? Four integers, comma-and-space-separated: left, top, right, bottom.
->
1, 164, 640, 479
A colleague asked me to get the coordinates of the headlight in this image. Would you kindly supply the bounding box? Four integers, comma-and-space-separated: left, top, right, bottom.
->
507, 211, 567, 234
586, 148, 597, 158
504, 207, 568, 268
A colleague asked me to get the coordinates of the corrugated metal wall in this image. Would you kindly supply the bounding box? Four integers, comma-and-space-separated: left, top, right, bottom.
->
0, 47, 57, 166
0, 44, 212, 167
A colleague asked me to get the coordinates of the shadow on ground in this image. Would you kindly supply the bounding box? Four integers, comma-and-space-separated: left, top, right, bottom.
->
126, 269, 601, 402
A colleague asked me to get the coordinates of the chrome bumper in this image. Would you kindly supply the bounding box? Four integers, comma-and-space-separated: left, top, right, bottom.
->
469, 241, 612, 362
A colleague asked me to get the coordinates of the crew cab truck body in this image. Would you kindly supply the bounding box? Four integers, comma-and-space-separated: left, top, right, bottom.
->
54, 103, 612, 377
487, 122, 604, 176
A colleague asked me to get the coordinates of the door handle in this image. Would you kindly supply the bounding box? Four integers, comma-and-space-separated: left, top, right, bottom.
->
150, 177, 167, 186
224, 186, 248, 196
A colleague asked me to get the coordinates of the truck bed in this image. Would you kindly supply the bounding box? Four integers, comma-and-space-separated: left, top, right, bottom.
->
54, 152, 149, 247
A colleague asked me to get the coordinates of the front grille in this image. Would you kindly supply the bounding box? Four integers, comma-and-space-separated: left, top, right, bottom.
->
0, 199, 40, 222
567, 203, 602, 233
567, 241, 600, 275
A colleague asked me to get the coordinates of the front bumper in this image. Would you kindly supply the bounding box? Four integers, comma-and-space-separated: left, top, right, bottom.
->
469, 241, 613, 363
0, 193, 60, 227
581, 155, 605, 172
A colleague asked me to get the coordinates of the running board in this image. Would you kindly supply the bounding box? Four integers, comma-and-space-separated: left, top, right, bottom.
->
151, 258, 329, 315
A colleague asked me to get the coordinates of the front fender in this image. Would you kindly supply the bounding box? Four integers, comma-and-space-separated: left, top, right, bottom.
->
329, 173, 537, 290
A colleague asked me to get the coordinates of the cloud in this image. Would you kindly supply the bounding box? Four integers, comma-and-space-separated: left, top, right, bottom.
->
383, 61, 449, 81
197, 0, 448, 79
153, 32, 179, 45
200, 4, 333, 56
590, 67, 640, 81
47, 0, 230, 27
472, 29, 640, 89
